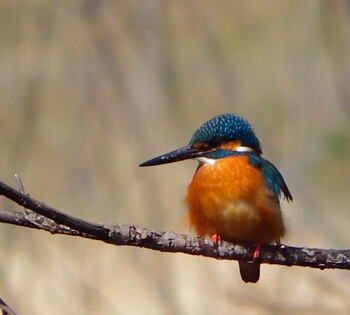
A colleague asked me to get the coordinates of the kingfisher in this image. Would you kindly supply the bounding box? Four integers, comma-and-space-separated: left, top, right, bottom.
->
139, 114, 292, 283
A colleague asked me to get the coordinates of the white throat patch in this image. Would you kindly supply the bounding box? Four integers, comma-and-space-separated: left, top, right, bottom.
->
196, 157, 216, 165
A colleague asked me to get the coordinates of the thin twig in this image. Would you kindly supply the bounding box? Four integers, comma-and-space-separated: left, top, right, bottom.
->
14, 174, 25, 195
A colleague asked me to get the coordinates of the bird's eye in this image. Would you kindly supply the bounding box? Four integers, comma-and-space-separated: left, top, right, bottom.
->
201, 143, 212, 150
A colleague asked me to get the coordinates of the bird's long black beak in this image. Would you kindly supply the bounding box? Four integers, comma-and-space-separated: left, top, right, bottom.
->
139, 145, 208, 167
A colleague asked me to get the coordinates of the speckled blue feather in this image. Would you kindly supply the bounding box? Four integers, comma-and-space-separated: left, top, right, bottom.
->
189, 114, 262, 154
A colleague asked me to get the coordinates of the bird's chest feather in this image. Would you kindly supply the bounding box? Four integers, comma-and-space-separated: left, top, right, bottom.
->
185, 155, 284, 243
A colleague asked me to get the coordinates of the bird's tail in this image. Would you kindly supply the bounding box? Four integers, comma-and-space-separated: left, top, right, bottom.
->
238, 261, 260, 283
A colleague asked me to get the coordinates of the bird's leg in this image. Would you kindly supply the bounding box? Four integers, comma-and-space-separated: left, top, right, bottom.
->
211, 234, 221, 246
252, 244, 261, 260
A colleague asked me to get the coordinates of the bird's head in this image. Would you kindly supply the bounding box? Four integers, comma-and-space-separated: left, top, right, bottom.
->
139, 114, 261, 167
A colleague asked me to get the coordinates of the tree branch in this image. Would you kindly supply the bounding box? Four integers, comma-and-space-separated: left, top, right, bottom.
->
0, 179, 350, 270
0, 297, 17, 315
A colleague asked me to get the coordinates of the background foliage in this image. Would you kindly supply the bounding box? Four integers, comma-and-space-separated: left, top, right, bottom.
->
1, 1, 350, 314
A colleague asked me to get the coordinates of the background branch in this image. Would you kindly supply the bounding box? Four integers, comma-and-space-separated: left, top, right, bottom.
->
0, 297, 17, 315
0, 179, 349, 270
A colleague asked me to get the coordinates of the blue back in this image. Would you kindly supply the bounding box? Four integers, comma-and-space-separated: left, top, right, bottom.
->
248, 154, 293, 202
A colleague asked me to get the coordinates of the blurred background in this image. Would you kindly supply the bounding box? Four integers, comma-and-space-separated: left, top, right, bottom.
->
1, 1, 350, 314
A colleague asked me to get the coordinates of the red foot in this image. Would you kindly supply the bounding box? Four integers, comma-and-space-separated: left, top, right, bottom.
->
211, 234, 221, 245
253, 244, 261, 260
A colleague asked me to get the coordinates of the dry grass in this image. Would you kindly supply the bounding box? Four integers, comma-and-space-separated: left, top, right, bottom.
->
1, 1, 350, 314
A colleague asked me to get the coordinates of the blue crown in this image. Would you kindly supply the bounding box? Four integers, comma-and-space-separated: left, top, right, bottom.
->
189, 114, 262, 154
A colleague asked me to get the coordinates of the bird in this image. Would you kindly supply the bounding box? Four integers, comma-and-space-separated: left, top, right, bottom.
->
139, 113, 292, 283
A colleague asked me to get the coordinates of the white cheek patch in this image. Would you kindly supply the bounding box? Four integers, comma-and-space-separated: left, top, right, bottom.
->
196, 157, 216, 166
235, 146, 254, 153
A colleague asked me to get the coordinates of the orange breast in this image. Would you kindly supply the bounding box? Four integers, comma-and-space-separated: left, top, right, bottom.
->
185, 155, 285, 244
